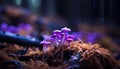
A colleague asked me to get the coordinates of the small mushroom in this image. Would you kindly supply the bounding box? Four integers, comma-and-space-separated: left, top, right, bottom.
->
61, 27, 71, 32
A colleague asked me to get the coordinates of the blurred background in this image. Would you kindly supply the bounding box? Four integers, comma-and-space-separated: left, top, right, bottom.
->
0, 0, 120, 60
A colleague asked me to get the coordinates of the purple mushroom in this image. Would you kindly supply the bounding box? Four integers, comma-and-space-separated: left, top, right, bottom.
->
61, 27, 71, 32
40, 40, 51, 52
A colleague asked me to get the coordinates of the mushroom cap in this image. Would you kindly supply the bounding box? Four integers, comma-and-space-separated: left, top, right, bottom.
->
66, 38, 73, 42
53, 30, 61, 34
61, 27, 71, 32
40, 40, 51, 45
67, 35, 74, 39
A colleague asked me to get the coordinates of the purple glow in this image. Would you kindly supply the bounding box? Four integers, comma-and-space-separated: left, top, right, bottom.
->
86, 33, 103, 43
40, 27, 103, 52
0, 22, 33, 37
18, 23, 32, 31
0, 23, 8, 31
7, 26, 17, 33
71, 32, 83, 40
72, 32, 103, 43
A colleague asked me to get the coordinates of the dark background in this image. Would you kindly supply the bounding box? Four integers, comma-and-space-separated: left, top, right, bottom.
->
0, 0, 120, 27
